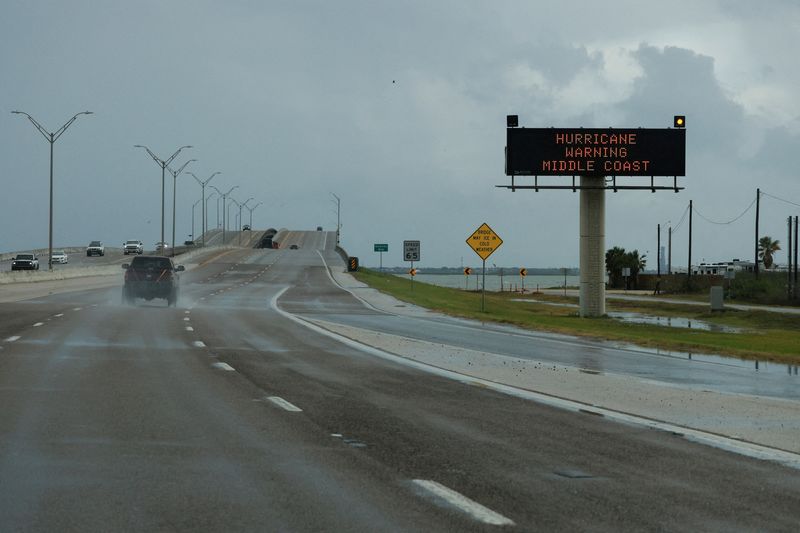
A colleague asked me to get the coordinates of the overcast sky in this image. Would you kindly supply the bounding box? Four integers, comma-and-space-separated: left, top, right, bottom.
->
2, 0, 799, 268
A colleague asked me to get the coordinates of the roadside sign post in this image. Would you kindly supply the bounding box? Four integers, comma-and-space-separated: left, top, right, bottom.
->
403, 240, 420, 292
374, 243, 388, 271
466, 223, 503, 312
622, 267, 631, 292
464, 267, 472, 290
520, 268, 527, 292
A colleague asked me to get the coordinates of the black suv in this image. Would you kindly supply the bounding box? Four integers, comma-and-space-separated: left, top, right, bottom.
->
122, 255, 184, 306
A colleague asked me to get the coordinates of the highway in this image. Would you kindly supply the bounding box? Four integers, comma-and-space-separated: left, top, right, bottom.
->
1, 231, 798, 531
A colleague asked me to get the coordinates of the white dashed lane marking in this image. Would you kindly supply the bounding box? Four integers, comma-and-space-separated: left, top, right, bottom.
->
54, 313, 64, 317
183, 317, 190, 322
72, 307, 82, 311
266, 396, 303, 412
4, 336, 21, 342
33, 323, 44, 327
186, 326, 194, 332
411, 480, 515, 526
212, 362, 235, 371
193, 341, 206, 348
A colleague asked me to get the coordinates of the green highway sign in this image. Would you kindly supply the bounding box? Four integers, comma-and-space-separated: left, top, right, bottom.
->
374, 243, 389, 252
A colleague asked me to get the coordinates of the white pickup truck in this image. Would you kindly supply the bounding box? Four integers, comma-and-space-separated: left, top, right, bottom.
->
123, 240, 143, 255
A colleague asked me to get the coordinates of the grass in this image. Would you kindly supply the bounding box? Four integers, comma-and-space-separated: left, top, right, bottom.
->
353, 268, 800, 364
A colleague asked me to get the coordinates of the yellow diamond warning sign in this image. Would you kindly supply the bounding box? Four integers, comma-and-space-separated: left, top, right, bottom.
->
466, 223, 503, 261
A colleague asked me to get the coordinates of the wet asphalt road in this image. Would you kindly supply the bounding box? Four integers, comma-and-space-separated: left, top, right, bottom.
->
0, 231, 799, 531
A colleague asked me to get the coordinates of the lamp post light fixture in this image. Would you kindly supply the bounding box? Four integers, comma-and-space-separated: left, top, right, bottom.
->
11, 110, 93, 271
188, 171, 220, 247
134, 144, 192, 255
166, 159, 196, 256
246, 201, 263, 230
210, 185, 238, 244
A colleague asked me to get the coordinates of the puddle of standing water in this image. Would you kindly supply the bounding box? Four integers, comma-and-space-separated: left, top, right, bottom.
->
607, 312, 743, 333
510, 299, 742, 333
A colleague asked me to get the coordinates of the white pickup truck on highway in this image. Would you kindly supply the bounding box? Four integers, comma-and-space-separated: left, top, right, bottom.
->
123, 240, 143, 255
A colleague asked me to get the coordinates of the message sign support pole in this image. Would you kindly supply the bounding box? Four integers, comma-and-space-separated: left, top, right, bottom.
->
411, 261, 414, 293
380, 251, 383, 272
579, 176, 605, 317
481, 259, 486, 312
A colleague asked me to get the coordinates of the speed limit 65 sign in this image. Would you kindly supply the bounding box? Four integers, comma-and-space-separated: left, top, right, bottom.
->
403, 240, 420, 262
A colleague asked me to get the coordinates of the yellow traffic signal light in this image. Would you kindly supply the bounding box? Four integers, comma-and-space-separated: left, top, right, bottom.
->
674, 115, 685, 128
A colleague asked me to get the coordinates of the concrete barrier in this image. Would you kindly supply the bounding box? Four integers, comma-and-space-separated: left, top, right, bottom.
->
0, 245, 237, 285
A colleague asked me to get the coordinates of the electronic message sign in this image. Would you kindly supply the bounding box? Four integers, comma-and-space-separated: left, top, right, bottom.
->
506, 128, 685, 177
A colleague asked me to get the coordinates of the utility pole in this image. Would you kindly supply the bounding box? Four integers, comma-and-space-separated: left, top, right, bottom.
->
657, 223, 661, 277
755, 188, 760, 278
793, 216, 798, 298
668, 225, 672, 275
688, 200, 693, 283
789, 217, 794, 300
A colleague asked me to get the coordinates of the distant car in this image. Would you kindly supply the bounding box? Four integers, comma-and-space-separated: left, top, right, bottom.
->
122, 255, 184, 306
183, 240, 195, 246
86, 241, 105, 256
123, 240, 143, 255
155, 242, 170, 252
289, 244, 299, 250
316, 226, 323, 231
11, 253, 39, 270
242, 225, 251, 231
51, 250, 69, 264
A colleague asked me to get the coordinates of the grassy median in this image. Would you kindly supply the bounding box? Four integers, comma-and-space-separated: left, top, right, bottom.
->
352, 268, 800, 363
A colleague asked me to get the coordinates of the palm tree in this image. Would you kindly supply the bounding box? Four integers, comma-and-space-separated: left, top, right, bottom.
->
758, 236, 781, 269
605, 246, 627, 287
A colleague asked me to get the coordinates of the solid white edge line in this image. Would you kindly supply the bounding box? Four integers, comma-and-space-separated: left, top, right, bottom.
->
412, 480, 514, 526
4, 336, 21, 342
193, 341, 206, 348
266, 396, 303, 412
212, 362, 235, 371
270, 286, 800, 471
316, 250, 388, 314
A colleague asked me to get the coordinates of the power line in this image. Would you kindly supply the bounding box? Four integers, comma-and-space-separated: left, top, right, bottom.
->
761, 191, 800, 209
672, 204, 690, 232
692, 197, 757, 225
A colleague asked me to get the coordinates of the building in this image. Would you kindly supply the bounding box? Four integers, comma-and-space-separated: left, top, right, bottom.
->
692, 259, 755, 276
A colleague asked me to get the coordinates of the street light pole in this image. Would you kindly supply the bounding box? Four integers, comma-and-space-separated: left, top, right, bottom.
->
11, 110, 93, 271
239, 197, 254, 245
211, 185, 238, 245
166, 159, 196, 256
247, 202, 263, 229
205, 192, 217, 240
188, 171, 220, 247
331, 193, 341, 245
191, 199, 201, 242
134, 144, 192, 255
